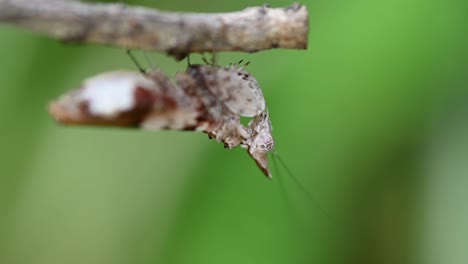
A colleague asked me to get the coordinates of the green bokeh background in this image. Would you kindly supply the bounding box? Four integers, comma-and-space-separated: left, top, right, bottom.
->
1, 0, 467, 263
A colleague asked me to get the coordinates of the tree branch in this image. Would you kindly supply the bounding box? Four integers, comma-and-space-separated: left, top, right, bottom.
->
0, 0, 309, 60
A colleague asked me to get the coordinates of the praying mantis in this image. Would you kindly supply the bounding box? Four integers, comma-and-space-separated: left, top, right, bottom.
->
49, 58, 275, 178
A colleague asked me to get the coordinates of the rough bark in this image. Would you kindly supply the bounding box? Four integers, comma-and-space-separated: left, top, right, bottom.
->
0, 0, 309, 59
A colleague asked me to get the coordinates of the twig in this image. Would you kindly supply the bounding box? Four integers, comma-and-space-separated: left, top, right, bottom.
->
0, 0, 309, 60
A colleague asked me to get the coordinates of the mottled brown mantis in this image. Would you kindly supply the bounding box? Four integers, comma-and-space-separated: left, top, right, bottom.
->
49, 58, 275, 178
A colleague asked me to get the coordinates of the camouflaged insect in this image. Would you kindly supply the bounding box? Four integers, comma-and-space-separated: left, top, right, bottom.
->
49, 62, 275, 178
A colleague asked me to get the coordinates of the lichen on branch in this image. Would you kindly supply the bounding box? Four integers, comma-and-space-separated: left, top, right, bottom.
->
0, 0, 309, 59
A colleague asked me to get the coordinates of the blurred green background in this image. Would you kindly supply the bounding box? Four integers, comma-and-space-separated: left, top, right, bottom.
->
1, 0, 468, 263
